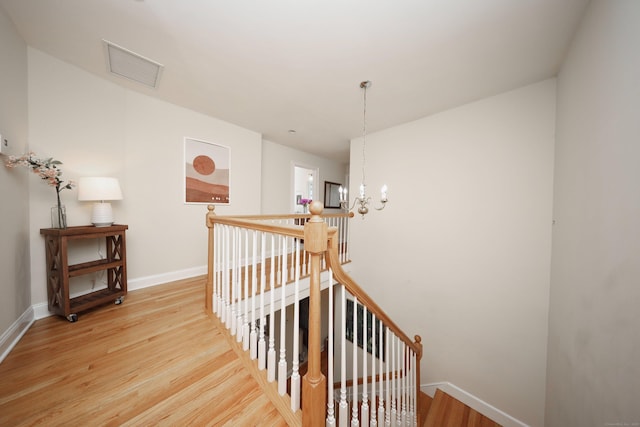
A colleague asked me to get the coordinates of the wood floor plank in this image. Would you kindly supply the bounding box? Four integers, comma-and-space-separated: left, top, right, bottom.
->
424, 389, 502, 427
0, 276, 289, 426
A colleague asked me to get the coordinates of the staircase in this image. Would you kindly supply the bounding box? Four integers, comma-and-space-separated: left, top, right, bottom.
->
204, 203, 501, 426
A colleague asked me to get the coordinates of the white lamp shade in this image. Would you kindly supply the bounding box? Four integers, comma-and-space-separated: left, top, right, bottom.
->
77, 177, 123, 201
78, 177, 123, 227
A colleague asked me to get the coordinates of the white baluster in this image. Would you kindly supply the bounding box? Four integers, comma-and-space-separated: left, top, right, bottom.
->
326, 269, 336, 427
220, 225, 226, 322
278, 237, 288, 395
378, 321, 385, 425
213, 224, 219, 314
239, 228, 248, 345
337, 216, 343, 264
371, 312, 378, 427
290, 238, 301, 411
302, 227, 309, 276
411, 351, 417, 427
267, 234, 277, 382
344, 215, 348, 263
385, 328, 391, 427
339, 285, 349, 426
250, 230, 258, 360
362, 303, 369, 427
337, 216, 342, 262
396, 343, 401, 427
399, 341, 408, 426
224, 225, 231, 327
230, 227, 238, 334
276, 233, 282, 285
345, 214, 351, 262
258, 231, 266, 370
391, 334, 397, 427
351, 296, 359, 427
216, 224, 222, 314
289, 238, 295, 283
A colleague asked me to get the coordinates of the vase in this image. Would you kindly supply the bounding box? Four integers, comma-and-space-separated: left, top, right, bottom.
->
51, 204, 67, 229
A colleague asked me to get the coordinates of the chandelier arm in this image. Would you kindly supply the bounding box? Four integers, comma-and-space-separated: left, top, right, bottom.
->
373, 199, 388, 211
341, 195, 369, 212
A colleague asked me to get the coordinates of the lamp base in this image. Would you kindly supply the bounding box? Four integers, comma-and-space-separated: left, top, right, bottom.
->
91, 202, 115, 227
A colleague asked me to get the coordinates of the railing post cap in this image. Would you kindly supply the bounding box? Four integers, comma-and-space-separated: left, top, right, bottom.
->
206, 205, 216, 228
304, 201, 327, 252
309, 200, 323, 216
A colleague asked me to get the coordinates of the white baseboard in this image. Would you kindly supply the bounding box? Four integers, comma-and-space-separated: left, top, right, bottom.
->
127, 265, 207, 291
30, 265, 208, 321
421, 382, 529, 427
33, 302, 52, 320
0, 306, 35, 364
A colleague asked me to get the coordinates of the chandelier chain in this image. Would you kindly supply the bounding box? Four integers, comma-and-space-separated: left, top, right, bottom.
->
362, 81, 368, 188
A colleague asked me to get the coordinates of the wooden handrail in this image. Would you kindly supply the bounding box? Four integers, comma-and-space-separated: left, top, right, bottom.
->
208, 216, 306, 239
325, 234, 423, 358
206, 208, 349, 238
209, 212, 353, 221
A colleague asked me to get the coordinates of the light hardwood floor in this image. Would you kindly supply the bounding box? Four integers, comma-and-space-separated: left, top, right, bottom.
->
0, 277, 288, 426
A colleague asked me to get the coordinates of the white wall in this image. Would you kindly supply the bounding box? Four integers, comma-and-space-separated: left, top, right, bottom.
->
27, 48, 262, 306
261, 140, 347, 214
347, 80, 556, 426
546, 1, 640, 426
0, 8, 31, 346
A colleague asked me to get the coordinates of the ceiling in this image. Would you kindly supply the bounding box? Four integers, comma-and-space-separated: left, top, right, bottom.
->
0, 0, 589, 163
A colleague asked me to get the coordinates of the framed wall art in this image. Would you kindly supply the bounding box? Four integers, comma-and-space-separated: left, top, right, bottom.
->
324, 181, 342, 209
346, 298, 386, 360
184, 137, 230, 204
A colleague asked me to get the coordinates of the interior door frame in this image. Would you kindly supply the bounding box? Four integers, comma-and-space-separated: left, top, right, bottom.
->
291, 162, 319, 213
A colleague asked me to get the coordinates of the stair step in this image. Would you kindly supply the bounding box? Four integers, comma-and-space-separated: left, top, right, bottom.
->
423, 389, 502, 427
419, 391, 433, 425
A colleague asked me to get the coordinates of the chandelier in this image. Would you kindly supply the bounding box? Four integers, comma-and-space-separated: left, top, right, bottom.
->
339, 81, 388, 218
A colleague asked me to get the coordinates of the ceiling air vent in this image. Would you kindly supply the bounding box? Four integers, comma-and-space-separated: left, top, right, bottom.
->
103, 40, 164, 89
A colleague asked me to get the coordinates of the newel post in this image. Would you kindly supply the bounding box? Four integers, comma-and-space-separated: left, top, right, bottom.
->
302, 201, 328, 426
205, 205, 216, 312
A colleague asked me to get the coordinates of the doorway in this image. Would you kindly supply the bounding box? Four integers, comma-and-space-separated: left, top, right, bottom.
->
292, 164, 318, 213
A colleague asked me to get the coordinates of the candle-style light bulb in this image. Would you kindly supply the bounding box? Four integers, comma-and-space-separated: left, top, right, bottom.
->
359, 183, 365, 199
381, 184, 388, 202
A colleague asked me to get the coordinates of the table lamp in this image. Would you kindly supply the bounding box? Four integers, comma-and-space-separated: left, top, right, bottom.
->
78, 177, 123, 227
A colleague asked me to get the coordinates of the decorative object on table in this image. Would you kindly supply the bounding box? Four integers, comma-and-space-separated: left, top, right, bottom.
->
184, 137, 230, 204
299, 198, 312, 213
4, 152, 75, 228
77, 177, 123, 227
339, 81, 389, 218
50, 205, 67, 229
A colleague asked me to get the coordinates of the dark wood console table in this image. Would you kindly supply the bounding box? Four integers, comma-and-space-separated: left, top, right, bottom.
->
40, 225, 128, 322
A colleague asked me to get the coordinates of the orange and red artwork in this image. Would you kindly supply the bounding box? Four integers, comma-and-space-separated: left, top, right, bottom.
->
184, 138, 230, 204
